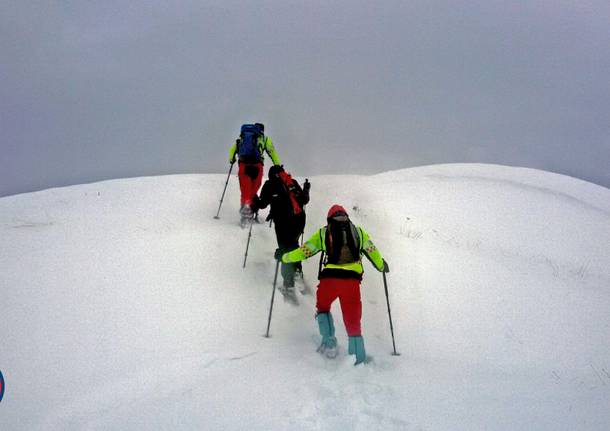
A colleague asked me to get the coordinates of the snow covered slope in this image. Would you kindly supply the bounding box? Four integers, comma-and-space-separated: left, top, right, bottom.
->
1, 164, 609, 430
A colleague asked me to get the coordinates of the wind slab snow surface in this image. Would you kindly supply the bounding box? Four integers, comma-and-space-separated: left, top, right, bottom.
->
1, 164, 610, 430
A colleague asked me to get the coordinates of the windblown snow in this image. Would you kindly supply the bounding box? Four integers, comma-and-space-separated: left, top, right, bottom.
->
1, 164, 609, 430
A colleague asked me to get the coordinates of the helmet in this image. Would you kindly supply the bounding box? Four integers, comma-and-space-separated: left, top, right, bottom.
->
327, 204, 348, 220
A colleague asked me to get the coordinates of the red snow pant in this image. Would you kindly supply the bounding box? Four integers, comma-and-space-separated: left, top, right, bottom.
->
238, 161, 263, 206
316, 278, 362, 336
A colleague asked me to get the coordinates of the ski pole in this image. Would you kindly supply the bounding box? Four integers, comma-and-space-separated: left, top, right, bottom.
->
265, 258, 281, 337
382, 270, 400, 356
242, 214, 255, 268
214, 162, 234, 219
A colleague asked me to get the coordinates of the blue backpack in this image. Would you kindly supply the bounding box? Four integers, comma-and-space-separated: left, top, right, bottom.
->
238, 124, 263, 162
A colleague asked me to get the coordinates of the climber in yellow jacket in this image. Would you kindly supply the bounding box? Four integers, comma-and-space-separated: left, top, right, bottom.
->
280, 204, 389, 364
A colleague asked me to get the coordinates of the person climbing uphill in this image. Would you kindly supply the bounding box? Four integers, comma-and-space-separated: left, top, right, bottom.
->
228, 123, 280, 226
280, 205, 389, 365
252, 165, 310, 304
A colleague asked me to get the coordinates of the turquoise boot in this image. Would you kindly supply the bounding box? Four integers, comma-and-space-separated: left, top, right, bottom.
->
348, 336, 366, 365
316, 313, 337, 358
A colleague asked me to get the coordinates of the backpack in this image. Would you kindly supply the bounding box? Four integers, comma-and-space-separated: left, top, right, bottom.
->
324, 218, 361, 265
238, 124, 263, 162
277, 170, 303, 215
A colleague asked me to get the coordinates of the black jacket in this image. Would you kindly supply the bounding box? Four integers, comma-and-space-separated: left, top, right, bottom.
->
253, 176, 309, 222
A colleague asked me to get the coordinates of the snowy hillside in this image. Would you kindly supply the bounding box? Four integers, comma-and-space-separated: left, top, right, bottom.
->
1, 163, 609, 430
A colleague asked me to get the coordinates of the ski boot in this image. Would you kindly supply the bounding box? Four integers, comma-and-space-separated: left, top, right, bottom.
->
239, 205, 253, 228
295, 273, 311, 295
348, 336, 366, 365
279, 282, 299, 306
294, 264, 302, 278
316, 312, 338, 358
294, 264, 311, 295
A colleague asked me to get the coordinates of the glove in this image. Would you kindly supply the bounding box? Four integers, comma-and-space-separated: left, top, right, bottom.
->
382, 259, 390, 273
229, 139, 239, 164
274, 248, 284, 261
303, 179, 311, 192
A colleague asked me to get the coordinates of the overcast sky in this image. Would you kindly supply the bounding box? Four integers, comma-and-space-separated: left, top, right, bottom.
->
2, 0, 609, 197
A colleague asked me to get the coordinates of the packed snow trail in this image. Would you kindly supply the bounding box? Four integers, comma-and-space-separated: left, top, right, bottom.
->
1, 164, 609, 430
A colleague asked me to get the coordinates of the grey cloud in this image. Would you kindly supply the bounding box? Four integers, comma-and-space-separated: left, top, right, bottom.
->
1, 0, 609, 196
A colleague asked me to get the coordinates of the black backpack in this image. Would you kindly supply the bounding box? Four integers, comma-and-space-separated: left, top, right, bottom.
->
324, 219, 361, 265
238, 124, 263, 162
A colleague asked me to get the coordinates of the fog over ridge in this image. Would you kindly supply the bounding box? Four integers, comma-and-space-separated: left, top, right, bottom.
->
2, 0, 609, 196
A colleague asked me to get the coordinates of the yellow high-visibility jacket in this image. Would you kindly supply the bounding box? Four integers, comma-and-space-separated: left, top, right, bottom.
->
282, 225, 384, 277
228, 135, 280, 165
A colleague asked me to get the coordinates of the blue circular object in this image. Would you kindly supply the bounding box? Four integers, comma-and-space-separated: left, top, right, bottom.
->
0, 370, 4, 402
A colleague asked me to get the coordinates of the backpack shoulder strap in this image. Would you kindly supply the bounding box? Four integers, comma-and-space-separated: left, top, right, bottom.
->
320, 227, 327, 252
356, 226, 364, 252
318, 227, 327, 277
